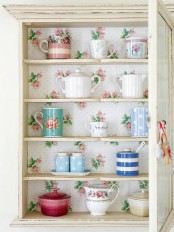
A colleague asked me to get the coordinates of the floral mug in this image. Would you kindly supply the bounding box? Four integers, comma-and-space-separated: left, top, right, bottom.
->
85, 122, 108, 137
34, 108, 63, 137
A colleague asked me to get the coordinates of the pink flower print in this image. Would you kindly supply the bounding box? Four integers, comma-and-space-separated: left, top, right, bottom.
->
102, 181, 108, 185
53, 182, 58, 189
36, 31, 41, 36
103, 91, 110, 98
97, 153, 103, 159
32, 124, 40, 131
56, 70, 63, 77
32, 38, 39, 46
79, 145, 86, 151
130, 28, 135, 35
37, 72, 42, 79
99, 32, 105, 39
78, 102, 87, 110
33, 166, 39, 173
55, 28, 62, 36
126, 122, 131, 130
112, 92, 119, 98
45, 118, 59, 129
83, 51, 89, 58
37, 159, 42, 165
50, 90, 59, 98
32, 81, 40, 88
79, 187, 86, 195
37, 115, 42, 122
132, 44, 140, 54
97, 68, 105, 81
100, 161, 105, 167
143, 89, 148, 98
65, 70, 71, 76
97, 26, 104, 31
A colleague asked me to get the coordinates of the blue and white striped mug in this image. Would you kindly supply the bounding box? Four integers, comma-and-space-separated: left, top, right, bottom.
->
131, 107, 148, 137
116, 148, 139, 176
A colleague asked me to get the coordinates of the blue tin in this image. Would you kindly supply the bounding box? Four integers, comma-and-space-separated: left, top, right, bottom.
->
56, 153, 69, 172
131, 107, 148, 137
116, 149, 139, 176
70, 153, 85, 173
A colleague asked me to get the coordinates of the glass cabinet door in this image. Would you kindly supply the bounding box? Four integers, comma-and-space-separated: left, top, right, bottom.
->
149, 0, 174, 232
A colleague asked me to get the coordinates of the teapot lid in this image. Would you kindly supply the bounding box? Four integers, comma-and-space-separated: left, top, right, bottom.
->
68, 68, 89, 78
39, 188, 70, 200
128, 189, 149, 200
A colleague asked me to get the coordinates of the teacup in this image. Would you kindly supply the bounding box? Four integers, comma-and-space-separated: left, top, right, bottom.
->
85, 122, 108, 137
90, 40, 115, 59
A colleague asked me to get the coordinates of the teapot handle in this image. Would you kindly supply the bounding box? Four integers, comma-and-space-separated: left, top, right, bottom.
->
107, 43, 116, 58
114, 76, 122, 93
55, 77, 65, 94
108, 185, 119, 206
91, 75, 101, 93
39, 40, 49, 53
85, 122, 91, 132
34, 112, 43, 130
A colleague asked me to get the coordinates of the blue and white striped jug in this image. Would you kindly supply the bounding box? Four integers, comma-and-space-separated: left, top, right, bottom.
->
116, 148, 139, 176
131, 107, 148, 137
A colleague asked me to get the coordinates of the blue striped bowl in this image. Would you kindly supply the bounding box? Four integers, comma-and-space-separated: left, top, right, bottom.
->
116, 149, 139, 176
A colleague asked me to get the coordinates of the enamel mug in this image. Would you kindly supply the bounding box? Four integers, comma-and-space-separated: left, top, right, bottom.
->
116, 148, 139, 176
114, 74, 147, 98
34, 108, 63, 137
90, 40, 116, 59
56, 153, 70, 172
85, 122, 108, 137
70, 153, 85, 172
131, 107, 148, 137
125, 37, 148, 59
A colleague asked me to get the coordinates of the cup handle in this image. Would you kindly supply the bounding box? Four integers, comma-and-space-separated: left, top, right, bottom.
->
39, 40, 49, 53
34, 112, 43, 130
55, 77, 65, 94
114, 76, 122, 93
85, 122, 91, 132
107, 43, 116, 58
91, 75, 101, 93
108, 185, 119, 206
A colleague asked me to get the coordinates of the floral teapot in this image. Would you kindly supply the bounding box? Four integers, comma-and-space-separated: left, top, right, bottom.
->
56, 68, 101, 98
84, 184, 119, 216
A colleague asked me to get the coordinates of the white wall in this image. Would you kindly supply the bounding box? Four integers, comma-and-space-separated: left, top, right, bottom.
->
0, 0, 173, 232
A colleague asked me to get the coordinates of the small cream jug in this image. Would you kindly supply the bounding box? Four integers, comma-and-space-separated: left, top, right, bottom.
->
56, 68, 101, 98
114, 74, 147, 98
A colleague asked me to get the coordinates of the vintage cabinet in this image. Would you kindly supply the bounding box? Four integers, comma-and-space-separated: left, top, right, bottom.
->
4, 1, 174, 231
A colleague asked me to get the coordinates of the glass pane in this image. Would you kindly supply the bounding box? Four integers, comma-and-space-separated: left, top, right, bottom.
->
157, 13, 172, 231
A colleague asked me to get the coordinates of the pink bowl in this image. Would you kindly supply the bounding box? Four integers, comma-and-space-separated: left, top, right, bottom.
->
39, 188, 71, 217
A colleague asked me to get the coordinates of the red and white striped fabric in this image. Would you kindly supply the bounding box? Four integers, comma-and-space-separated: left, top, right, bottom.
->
48, 43, 71, 59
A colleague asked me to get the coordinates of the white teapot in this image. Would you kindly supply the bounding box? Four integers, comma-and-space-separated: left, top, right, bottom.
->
56, 68, 101, 98
114, 74, 147, 98
84, 184, 119, 216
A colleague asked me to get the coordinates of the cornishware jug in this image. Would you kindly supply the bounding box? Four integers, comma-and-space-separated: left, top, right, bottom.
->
114, 74, 147, 98
56, 68, 101, 98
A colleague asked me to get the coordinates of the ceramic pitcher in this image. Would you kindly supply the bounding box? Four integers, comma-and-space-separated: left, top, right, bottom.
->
114, 74, 147, 98
90, 40, 116, 59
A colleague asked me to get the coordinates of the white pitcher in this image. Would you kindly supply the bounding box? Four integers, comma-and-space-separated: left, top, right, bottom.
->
114, 74, 147, 98
56, 68, 101, 98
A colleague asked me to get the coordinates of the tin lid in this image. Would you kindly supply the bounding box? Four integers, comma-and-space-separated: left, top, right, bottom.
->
57, 153, 68, 157
39, 188, 70, 200
71, 153, 83, 157
123, 148, 131, 152
68, 68, 89, 78
128, 189, 149, 201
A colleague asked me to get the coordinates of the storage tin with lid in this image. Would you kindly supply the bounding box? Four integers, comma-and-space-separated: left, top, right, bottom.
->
70, 153, 85, 172
56, 153, 69, 172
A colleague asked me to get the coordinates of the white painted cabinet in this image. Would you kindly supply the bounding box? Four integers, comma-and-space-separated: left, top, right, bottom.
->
4, 1, 174, 231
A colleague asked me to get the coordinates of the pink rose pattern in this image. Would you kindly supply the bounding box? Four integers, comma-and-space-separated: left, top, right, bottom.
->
102, 91, 120, 99
91, 111, 106, 122
74, 50, 89, 59
56, 70, 71, 78
28, 157, 42, 173
28, 115, 42, 131
91, 27, 105, 40
28, 29, 41, 46
91, 153, 105, 169
45, 117, 59, 129
46, 90, 59, 99
74, 181, 88, 195
91, 68, 106, 84
74, 141, 87, 152
28, 72, 43, 89
121, 114, 131, 130
77, 102, 87, 110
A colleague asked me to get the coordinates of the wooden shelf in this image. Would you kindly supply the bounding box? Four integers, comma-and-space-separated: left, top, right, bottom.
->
11, 211, 149, 227
23, 59, 148, 65
24, 98, 148, 103
24, 136, 148, 142
23, 173, 148, 181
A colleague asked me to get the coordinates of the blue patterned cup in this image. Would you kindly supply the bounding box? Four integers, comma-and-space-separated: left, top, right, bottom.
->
34, 108, 63, 137
131, 107, 148, 137
116, 148, 139, 176
70, 153, 85, 172
56, 153, 69, 172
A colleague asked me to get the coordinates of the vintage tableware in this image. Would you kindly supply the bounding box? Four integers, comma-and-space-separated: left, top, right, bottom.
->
90, 40, 116, 59
114, 74, 147, 98
85, 122, 108, 137
84, 184, 119, 215
125, 37, 148, 59
39, 188, 71, 217
131, 107, 148, 137
116, 148, 139, 176
70, 153, 85, 172
56, 68, 101, 98
39, 37, 71, 59
34, 108, 63, 137
128, 189, 149, 217
56, 153, 70, 172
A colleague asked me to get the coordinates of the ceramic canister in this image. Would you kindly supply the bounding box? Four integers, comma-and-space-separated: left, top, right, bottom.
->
116, 148, 139, 176
56, 153, 70, 172
126, 37, 148, 59
131, 107, 148, 137
70, 153, 85, 172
